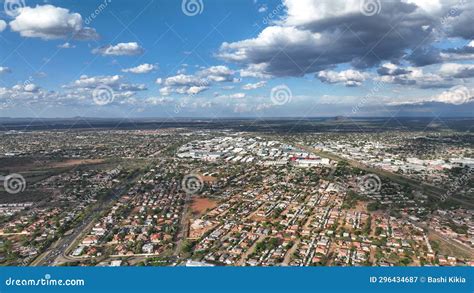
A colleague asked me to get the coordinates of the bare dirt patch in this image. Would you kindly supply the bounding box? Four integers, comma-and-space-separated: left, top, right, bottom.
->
191, 197, 218, 215
50, 159, 104, 168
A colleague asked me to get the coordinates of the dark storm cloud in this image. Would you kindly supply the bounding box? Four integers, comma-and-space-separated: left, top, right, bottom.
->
377, 65, 412, 76
443, 3, 474, 40
443, 43, 474, 55
406, 47, 443, 67
218, 0, 474, 77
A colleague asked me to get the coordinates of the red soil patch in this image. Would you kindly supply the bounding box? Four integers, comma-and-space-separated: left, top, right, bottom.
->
191, 197, 218, 215
50, 159, 104, 168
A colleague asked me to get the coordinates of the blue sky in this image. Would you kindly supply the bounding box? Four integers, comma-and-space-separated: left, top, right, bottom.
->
0, 0, 473, 118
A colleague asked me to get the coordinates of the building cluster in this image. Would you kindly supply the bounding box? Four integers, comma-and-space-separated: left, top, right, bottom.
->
0, 129, 472, 267
0, 129, 179, 159
177, 135, 331, 168
72, 163, 186, 260
0, 203, 33, 216
0, 207, 65, 265
183, 158, 472, 267
428, 209, 474, 249
299, 132, 473, 187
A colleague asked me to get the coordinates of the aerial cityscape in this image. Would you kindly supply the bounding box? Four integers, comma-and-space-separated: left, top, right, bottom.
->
0, 118, 472, 267
0, 0, 473, 271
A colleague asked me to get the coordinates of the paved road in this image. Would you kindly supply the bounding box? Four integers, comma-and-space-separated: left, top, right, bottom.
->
295, 144, 474, 208
33, 173, 144, 266
405, 217, 474, 258
174, 194, 192, 256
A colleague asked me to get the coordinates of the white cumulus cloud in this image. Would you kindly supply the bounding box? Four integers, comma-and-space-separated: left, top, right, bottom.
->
0, 20, 6, 32
93, 42, 144, 56
439, 63, 474, 78
158, 65, 236, 96
9, 5, 99, 40
58, 42, 75, 49
377, 67, 451, 89
220, 93, 246, 99
317, 69, 368, 87
242, 81, 267, 90
122, 63, 156, 74
0, 67, 11, 74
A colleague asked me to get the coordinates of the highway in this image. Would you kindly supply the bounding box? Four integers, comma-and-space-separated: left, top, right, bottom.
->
405, 217, 474, 259
294, 143, 474, 208
32, 172, 144, 266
